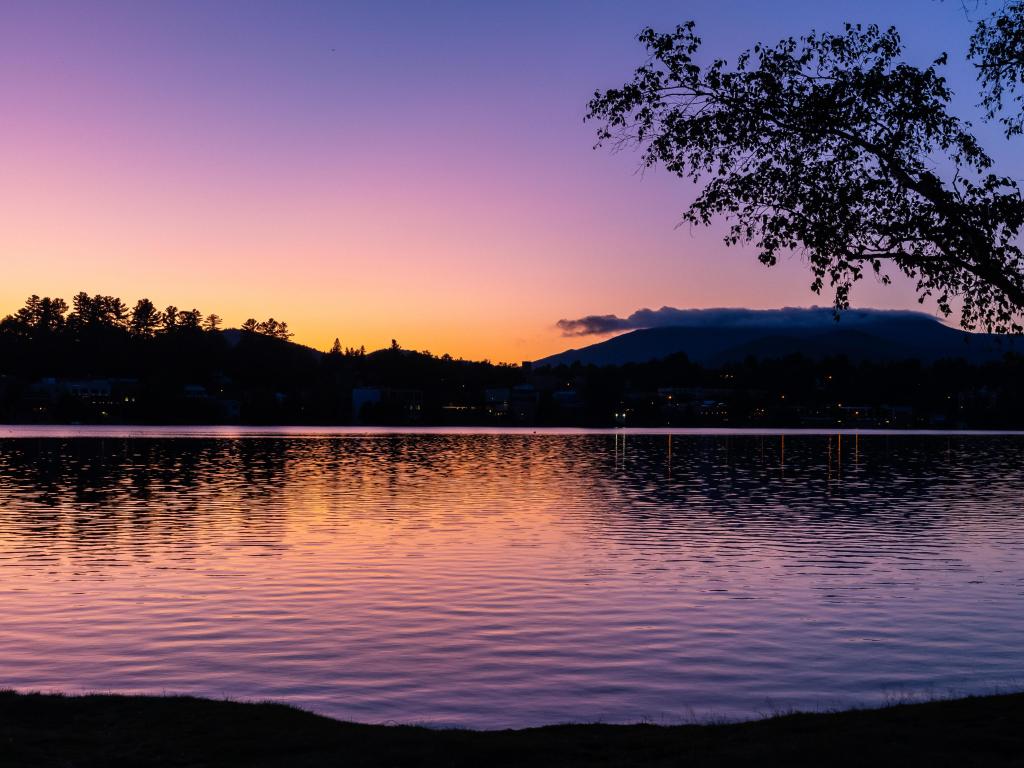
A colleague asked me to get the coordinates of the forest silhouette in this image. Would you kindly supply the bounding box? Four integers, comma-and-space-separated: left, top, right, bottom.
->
2, 292, 1024, 427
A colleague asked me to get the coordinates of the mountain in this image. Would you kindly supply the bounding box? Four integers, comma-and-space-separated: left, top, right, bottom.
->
535, 308, 1021, 367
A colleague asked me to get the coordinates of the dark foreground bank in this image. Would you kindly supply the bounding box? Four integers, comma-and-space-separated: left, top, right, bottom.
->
2, 691, 1023, 767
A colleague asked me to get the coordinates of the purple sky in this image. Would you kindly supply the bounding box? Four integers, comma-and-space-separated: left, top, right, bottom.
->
1, 0, 1016, 360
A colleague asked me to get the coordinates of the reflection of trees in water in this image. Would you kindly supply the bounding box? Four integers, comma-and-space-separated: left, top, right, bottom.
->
0, 435, 1022, 567
0, 435, 582, 549
576, 434, 1024, 566
0, 439, 291, 556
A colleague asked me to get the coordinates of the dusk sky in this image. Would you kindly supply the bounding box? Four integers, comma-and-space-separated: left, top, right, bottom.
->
2, 0, 1017, 361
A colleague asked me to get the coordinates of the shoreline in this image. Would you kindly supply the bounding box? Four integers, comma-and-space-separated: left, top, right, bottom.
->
3, 690, 1022, 766
4, 423, 1024, 438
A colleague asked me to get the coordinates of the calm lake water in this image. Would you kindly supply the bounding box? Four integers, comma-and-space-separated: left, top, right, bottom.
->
1, 427, 1023, 728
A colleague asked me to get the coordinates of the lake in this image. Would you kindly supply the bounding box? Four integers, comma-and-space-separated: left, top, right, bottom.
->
1, 427, 1022, 728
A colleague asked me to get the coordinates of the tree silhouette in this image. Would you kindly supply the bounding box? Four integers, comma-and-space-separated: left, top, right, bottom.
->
163, 306, 179, 333
252, 318, 293, 340
37, 297, 68, 334
12, 295, 68, 336
69, 292, 94, 329
177, 308, 203, 331
2, 293, 297, 348
588, 19, 1024, 333
130, 299, 162, 337
330, 337, 343, 355
971, 2, 1024, 136
109, 296, 129, 329
4, 288, 1022, 427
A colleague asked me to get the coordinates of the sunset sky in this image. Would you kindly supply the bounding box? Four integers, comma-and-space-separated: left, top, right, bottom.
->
1, 0, 1017, 361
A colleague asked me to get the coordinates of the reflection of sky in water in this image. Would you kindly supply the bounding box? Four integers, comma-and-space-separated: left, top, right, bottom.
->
1, 432, 1022, 728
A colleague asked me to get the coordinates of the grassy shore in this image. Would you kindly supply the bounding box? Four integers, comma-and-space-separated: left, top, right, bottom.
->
2, 690, 1022, 767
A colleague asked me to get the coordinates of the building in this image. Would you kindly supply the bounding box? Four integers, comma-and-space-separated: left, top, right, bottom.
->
484, 388, 511, 416
352, 387, 424, 423
510, 384, 538, 423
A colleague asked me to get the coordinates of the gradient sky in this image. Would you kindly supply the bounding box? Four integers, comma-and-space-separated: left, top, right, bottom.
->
1, 0, 1019, 361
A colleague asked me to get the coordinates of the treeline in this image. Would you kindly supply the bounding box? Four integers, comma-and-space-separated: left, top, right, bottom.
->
2, 293, 291, 340
0, 292, 520, 424
544, 352, 1024, 428
2, 293, 1024, 427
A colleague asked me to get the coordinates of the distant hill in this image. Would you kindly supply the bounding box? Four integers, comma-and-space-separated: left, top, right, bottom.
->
535, 308, 1021, 367
221, 328, 323, 358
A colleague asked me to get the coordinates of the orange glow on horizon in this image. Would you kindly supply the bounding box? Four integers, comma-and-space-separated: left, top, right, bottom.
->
0, 1, 959, 363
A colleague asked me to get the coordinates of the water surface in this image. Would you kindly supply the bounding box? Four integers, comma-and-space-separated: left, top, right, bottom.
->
1, 428, 1022, 727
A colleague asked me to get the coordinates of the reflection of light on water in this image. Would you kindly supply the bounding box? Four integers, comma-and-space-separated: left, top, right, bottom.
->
613, 431, 628, 470
0, 432, 1022, 729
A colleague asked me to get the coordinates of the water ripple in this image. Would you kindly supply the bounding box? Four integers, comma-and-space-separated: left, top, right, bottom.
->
0, 431, 1022, 727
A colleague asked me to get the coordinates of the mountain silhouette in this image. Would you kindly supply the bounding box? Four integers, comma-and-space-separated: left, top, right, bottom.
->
536, 308, 1020, 367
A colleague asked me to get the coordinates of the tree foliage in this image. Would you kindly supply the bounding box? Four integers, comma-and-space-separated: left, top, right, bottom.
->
587, 20, 1024, 332
1, 293, 292, 341
970, 1, 1024, 136
240, 317, 293, 340
12, 295, 68, 336
130, 299, 162, 337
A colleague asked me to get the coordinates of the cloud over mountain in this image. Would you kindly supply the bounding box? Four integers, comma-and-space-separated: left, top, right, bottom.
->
555, 306, 935, 337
